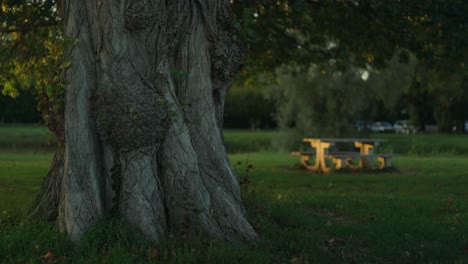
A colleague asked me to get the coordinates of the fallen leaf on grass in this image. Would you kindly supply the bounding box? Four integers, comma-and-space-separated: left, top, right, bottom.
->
326, 237, 346, 247
289, 254, 309, 264
99, 243, 109, 256
149, 247, 158, 259
239, 176, 250, 186
313, 208, 347, 222
42, 249, 55, 263
99, 243, 111, 264
252, 222, 262, 231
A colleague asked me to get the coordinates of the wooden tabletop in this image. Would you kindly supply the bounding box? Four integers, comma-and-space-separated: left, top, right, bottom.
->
303, 138, 388, 143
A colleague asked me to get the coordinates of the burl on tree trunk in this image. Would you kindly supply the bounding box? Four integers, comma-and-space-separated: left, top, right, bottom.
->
31, 0, 257, 243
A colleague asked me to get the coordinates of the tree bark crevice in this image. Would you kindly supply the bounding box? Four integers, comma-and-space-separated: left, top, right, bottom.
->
57, 0, 106, 242
30, 146, 65, 222
118, 148, 167, 241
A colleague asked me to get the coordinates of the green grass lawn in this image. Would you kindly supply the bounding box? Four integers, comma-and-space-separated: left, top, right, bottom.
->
0, 124, 56, 151
374, 133, 468, 155
0, 153, 52, 218
0, 149, 467, 263
223, 130, 276, 153
0, 125, 275, 153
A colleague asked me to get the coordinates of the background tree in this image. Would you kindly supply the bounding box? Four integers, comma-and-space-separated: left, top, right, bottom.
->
1, 0, 65, 135
3, 1, 468, 133
0, 90, 41, 123
268, 65, 371, 147
234, 0, 467, 135
267, 53, 416, 150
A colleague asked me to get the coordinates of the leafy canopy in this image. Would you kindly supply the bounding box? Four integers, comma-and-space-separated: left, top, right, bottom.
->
232, 0, 467, 75
1, 0, 468, 132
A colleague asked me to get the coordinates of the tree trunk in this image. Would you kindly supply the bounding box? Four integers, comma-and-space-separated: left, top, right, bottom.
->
32, 0, 257, 243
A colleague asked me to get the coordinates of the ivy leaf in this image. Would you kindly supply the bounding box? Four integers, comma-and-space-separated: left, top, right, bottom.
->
45, 85, 54, 98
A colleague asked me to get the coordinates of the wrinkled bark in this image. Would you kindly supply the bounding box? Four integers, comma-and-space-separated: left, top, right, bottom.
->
30, 146, 64, 221
31, 0, 257, 243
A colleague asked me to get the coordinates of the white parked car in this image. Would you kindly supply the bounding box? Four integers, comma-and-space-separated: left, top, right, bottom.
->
354, 120, 371, 132
370, 121, 395, 133
451, 121, 468, 132
394, 120, 417, 134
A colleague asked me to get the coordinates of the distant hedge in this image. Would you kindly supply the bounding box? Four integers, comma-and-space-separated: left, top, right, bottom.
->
0, 91, 41, 123
1, 88, 275, 129
223, 89, 276, 129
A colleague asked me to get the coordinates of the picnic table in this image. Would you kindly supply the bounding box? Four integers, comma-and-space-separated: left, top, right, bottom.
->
291, 138, 397, 173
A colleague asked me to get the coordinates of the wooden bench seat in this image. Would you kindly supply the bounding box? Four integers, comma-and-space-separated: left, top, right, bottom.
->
291, 138, 398, 172
328, 151, 364, 157
329, 152, 399, 169
292, 150, 398, 170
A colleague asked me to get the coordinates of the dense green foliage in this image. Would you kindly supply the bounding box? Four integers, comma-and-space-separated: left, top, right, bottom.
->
233, 0, 468, 74
232, 0, 468, 133
0, 90, 40, 123
0, 0, 61, 91
224, 87, 276, 129
1, 150, 467, 263
266, 54, 419, 146
0, 0, 66, 135
2, 1, 468, 132
267, 65, 372, 141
